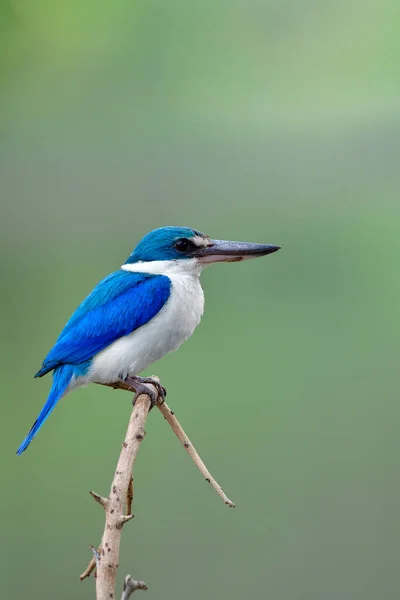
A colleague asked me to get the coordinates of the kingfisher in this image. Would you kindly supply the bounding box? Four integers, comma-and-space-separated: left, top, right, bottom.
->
17, 226, 280, 454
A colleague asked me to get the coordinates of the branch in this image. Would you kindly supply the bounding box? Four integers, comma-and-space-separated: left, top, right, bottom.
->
121, 575, 148, 599
80, 385, 156, 599
90, 491, 108, 508
81, 377, 235, 595
157, 401, 235, 507
99, 379, 235, 508
80, 550, 98, 581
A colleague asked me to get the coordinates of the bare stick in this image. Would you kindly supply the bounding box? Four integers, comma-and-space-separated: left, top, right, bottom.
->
80, 554, 97, 581
99, 380, 235, 508
157, 400, 235, 507
121, 575, 148, 599
80, 542, 101, 582
96, 392, 151, 600
80, 387, 155, 599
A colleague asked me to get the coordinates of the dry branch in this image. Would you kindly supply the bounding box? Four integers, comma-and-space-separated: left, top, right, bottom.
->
157, 401, 235, 507
121, 575, 148, 599
81, 377, 235, 597
100, 379, 235, 507
80, 550, 98, 581
95, 391, 151, 600
80, 385, 156, 599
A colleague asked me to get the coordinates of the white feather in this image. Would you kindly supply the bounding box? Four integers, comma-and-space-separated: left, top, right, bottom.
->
84, 259, 205, 384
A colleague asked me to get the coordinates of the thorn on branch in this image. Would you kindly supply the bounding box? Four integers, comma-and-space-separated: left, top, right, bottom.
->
80, 544, 101, 581
90, 490, 109, 509
118, 514, 134, 528
121, 575, 148, 599
80, 557, 96, 581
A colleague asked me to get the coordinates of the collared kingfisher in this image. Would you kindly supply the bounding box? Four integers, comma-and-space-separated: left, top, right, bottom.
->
17, 226, 280, 454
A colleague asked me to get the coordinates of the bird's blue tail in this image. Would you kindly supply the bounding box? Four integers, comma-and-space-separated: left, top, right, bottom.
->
16, 365, 73, 455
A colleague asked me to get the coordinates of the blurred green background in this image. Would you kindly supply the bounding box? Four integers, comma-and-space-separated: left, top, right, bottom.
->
1, 1, 399, 598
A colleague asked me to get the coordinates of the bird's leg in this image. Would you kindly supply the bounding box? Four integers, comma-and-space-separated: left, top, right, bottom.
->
124, 376, 166, 408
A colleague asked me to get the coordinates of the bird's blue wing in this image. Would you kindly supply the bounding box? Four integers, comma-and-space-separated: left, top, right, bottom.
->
35, 270, 171, 377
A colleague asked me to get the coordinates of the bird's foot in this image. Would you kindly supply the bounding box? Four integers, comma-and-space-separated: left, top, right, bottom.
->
124, 376, 166, 409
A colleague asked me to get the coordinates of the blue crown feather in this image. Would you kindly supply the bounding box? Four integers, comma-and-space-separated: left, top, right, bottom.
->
125, 226, 206, 263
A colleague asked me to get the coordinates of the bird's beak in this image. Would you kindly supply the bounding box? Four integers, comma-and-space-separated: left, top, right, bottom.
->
195, 239, 281, 264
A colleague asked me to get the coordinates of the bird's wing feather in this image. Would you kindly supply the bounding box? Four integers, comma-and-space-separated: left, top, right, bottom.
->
35, 270, 171, 376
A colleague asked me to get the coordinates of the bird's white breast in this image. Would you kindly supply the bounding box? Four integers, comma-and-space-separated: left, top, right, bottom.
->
88, 261, 205, 384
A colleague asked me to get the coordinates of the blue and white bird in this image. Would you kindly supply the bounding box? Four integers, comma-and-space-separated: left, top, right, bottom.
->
17, 226, 280, 454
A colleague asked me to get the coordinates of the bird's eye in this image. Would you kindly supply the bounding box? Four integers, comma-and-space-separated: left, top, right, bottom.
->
174, 238, 191, 253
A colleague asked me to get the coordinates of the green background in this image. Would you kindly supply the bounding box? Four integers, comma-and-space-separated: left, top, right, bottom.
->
1, 1, 399, 598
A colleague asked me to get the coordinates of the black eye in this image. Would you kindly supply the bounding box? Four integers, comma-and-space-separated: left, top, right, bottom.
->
174, 238, 191, 253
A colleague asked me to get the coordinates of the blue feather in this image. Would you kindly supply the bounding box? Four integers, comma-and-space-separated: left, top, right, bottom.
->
125, 226, 207, 263
17, 364, 74, 454
35, 270, 171, 377
18, 270, 171, 454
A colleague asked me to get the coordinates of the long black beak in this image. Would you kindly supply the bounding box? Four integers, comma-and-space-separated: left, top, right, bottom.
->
195, 239, 281, 264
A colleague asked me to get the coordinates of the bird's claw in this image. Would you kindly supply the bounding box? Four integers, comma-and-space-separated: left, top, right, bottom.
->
124, 376, 166, 409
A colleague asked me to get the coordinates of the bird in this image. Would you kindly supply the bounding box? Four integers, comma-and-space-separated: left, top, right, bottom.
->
17, 226, 280, 454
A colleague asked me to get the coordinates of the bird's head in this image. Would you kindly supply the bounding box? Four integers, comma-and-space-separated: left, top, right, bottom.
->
124, 226, 280, 269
